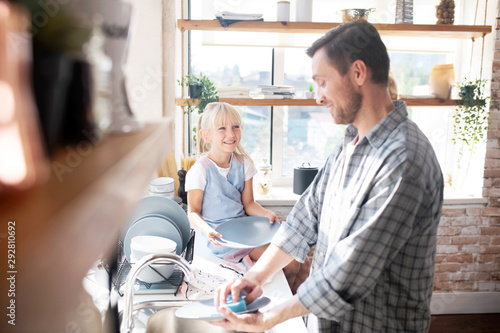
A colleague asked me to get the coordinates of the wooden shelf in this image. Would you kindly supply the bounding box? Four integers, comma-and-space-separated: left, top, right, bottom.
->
177, 98, 457, 107
177, 20, 491, 39
0, 121, 172, 331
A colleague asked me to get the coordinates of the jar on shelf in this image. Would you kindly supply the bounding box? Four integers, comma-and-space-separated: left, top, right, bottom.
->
436, 0, 455, 24
255, 159, 272, 196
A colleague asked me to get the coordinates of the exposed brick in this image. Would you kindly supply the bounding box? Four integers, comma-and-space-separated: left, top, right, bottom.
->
466, 207, 484, 216
481, 246, 500, 254
441, 208, 466, 217
436, 236, 451, 245
445, 254, 473, 263
451, 271, 477, 281
476, 272, 493, 280
480, 235, 491, 245
461, 244, 482, 253
438, 217, 452, 226
482, 216, 491, 225
433, 272, 450, 282
456, 281, 475, 290
483, 207, 500, 216
478, 282, 496, 291
437, 226, 462, 236
489, 217, 500, 225
492, 236, 500, 245
476, 262, 500, 271
485, 158, 500, 169
475, 254, 496, 263
435, 263, 461, 273
481, 226, 500, 235
449, 216, 467, 226
451, 236, 479, 245
435, 254, 446, 263
437, 245, 460, 253
461, 226, 481, 235
486, 187, 500, 197
488, 197, 500, 207
433, 281, 456, 291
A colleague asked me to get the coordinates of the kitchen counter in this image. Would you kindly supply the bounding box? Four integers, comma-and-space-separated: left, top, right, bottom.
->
85, 229, 307, 332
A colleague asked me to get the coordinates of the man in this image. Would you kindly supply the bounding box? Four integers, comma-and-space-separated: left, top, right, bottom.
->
212, 20, 444, 332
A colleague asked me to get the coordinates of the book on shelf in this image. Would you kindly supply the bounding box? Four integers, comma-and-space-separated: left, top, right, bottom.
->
250, 93, 294, 99
254, 85, 295, 93
215, 11, 263, 20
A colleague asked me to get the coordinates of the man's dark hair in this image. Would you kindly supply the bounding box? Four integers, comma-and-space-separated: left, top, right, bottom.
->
306, 20, 390, 85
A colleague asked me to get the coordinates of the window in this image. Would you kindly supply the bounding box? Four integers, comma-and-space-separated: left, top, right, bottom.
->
185, 0, 489, 198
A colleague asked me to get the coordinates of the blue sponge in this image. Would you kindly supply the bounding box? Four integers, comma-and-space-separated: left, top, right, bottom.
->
225, 293, 247, 313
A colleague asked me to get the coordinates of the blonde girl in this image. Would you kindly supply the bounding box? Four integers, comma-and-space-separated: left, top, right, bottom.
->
185, 102, 279, 263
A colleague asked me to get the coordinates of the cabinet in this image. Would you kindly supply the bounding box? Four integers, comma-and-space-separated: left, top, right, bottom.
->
177, 19, 492, 107
0, 122, 172, 332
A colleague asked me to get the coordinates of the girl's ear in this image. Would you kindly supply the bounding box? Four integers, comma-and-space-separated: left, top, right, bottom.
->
200, 128, 211, 143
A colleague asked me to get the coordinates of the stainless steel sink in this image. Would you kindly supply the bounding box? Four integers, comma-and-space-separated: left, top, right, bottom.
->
130, 301, 235, 333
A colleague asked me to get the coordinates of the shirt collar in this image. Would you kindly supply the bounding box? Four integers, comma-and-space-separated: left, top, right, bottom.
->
344, 100, 408, 149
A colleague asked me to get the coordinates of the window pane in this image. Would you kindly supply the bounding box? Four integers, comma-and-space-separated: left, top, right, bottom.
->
282, 48, 345, 176
281, 106, 345, 176
388, 52, 450, 95
190, 34, 272, 160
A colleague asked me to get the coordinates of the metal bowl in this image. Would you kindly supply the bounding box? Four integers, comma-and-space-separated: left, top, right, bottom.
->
340, 8, 375, 22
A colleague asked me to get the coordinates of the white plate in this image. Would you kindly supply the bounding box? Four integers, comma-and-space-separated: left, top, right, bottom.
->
124, 196, 190, 252
214, 216, 280, 249
175, 296, 271, 321
123, 215, 183, 261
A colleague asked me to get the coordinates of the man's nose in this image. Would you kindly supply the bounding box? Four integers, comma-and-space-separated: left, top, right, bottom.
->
316, 92, 325, 105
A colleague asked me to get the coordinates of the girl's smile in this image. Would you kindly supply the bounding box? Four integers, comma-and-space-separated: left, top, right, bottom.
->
201, 121, 242, 166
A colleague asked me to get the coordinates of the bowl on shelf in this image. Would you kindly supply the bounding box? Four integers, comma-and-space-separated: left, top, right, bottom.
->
340, 8, 375, 22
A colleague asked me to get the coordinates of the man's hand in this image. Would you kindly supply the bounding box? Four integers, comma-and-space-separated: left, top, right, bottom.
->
214, 277, 263, 310
209, 307, 273, 332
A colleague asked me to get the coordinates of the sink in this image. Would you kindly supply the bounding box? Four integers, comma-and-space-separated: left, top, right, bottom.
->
129, 301, 235, 333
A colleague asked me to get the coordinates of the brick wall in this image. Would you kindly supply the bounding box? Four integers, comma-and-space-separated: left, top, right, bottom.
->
434, 206, 500, 291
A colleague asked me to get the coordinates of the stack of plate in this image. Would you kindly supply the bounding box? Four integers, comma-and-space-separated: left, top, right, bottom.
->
122, 196, 191, 266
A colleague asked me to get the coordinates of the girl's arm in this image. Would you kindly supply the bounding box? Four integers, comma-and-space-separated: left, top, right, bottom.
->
241, 178, 279, 224
187, 189, 223, 245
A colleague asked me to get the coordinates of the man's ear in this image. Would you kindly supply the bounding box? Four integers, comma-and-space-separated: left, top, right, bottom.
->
351, 60, 368, 86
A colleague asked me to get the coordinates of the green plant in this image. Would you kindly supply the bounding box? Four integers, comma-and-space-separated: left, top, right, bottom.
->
451, 78, 490, 188
308, 83, 314, 92
452, 78, 490, 151
178, 73, 219, 114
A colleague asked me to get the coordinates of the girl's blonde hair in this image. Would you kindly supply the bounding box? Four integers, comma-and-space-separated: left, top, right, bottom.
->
197, 102, 253, 164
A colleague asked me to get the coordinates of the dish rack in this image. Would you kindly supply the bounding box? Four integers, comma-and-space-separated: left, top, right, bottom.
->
110, 229, 195, 297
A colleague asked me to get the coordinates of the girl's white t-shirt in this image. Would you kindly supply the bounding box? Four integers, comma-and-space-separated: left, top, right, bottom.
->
185, 154, 257, 191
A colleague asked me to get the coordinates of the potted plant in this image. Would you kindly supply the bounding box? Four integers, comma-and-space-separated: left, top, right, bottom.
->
178, 73, 219, 114
305, 83, 315, 99
451, 78, 490, 187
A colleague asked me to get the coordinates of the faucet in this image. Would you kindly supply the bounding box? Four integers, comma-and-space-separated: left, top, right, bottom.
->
120, 253, 194, 333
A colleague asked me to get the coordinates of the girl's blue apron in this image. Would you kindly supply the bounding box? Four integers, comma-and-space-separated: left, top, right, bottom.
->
202, 157, 247, 259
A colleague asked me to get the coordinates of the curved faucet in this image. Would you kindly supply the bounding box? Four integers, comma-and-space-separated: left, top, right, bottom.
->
121, 253, 194, 333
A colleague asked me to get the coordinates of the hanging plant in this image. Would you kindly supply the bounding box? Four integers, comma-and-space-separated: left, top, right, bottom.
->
450, 78, 490, 188
452, 78, 490, 152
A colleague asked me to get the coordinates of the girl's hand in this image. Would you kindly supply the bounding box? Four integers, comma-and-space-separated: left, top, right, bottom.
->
263, 210, 280, 224
205, 228, 223, 246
